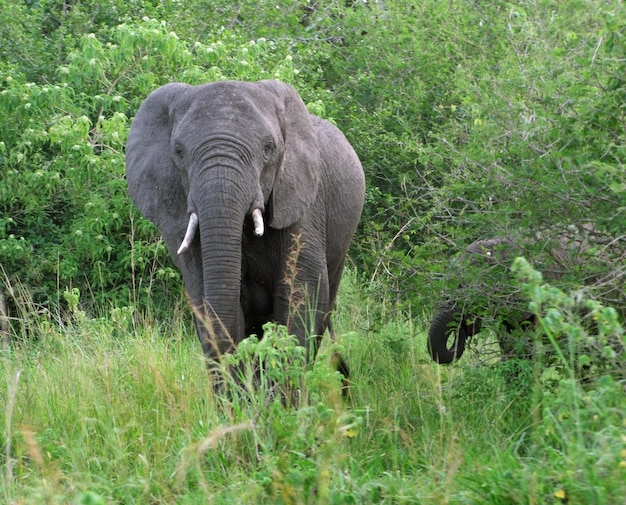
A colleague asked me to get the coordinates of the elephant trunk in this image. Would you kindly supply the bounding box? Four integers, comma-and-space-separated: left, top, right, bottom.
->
192, 168, 251, 358
427, 302, 469, 364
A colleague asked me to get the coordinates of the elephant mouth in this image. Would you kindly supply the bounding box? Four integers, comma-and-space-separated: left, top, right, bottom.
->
176, 207, 265, 256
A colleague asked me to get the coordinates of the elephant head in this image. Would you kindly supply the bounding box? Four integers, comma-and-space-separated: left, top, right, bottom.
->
428, 233, 626, 369
125, 80, 365, 363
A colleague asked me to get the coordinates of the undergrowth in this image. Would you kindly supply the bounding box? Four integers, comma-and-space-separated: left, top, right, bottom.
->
1, 268, 625, 504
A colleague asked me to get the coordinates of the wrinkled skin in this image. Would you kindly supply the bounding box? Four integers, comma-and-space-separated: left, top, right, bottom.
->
125, 80, 365, 373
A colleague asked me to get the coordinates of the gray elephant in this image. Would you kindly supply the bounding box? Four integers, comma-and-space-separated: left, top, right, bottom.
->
125, 80, 365, 376
428, 233, 625, 379
427, 237, 543, 364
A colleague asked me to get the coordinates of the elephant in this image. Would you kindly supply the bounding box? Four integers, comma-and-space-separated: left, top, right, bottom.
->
427, 237, 552, 364
125, 80, 365, 377
428, 234, 625, 378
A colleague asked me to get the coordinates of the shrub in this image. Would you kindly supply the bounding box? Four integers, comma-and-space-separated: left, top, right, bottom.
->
512, 257, 625, 381
0, 18, 303, 320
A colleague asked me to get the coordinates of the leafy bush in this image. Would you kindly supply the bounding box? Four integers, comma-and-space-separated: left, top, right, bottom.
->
309, 1, 626, 315
2, 0, 624, 334
0, 18, 302, 319
512, 257, 624, 381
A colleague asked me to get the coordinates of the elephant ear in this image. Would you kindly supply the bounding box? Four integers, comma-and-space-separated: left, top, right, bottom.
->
125, 83, 191, 237
260, 81, 321, 229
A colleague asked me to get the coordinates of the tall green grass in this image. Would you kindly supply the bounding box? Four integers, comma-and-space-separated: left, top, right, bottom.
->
1, 270, 625, 504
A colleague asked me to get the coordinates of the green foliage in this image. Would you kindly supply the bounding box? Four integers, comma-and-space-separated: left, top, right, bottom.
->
207, 323, 358, 504
512, 257, 625, 381
3, 0, 623, 324
3, 2, 626, 504
0, 17, 300, 316
304, 0, 626, 313
1, 2, 625, 503
1, 314, 358, 504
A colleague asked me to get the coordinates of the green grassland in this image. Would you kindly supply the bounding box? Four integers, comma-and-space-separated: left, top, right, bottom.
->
2, 270, 625, 504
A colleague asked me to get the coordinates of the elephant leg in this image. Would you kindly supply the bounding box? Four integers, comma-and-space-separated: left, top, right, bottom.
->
274, 281, 329, 355
274, 250, 330, 358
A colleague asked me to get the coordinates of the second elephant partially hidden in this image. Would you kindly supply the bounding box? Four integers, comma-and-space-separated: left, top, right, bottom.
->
427, 237, 556, 364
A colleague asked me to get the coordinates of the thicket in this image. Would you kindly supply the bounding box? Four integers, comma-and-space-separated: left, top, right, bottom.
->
1, 1, 625, 503
1, 0, 625, 323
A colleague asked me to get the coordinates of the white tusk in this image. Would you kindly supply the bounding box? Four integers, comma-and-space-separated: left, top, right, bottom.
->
252, 208, 264, 237
177, 212, 198, 255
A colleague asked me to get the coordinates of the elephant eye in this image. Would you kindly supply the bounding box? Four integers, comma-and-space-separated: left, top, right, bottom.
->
263, 140, 274, 156
173, 143, 185, 159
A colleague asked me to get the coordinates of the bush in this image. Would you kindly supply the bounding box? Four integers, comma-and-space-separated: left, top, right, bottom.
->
0, 18, 304, 320
311, 1, 626, 315
2, 0, 624, 329
512, 257, 625, 381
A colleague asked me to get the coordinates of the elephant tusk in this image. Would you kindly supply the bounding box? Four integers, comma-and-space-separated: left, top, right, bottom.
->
252, 208, 264, 237
177, 212, 199, 255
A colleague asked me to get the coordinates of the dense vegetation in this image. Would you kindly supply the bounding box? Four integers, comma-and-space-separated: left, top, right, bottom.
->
1, 0, 625, 503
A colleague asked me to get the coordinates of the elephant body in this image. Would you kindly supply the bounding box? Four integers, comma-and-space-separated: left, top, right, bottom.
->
125, 80, 365, 368
428, 232, 625, 377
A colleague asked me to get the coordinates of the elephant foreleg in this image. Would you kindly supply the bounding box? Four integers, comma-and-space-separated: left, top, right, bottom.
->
274, 265, 329, 355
